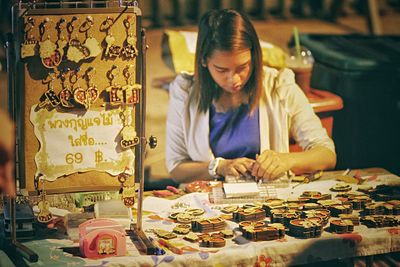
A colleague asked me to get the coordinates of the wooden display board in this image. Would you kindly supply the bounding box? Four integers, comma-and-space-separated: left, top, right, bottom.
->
13, 4, 143, 194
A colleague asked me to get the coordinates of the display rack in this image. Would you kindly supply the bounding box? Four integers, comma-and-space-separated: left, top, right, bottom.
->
6, 0, 158, 261
14, 1, 143, 193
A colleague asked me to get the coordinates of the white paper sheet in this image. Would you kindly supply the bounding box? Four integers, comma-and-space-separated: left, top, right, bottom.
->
142, 193, 217, 216
223, 182, 260, 198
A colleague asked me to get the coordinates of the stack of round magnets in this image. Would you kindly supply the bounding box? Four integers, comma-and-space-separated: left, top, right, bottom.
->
328, 204, 353, 217
330, 219, 354, 233
173, 224, 191, 234
289, 218, 323, 238
330, 182, 352, 192
199, 233, 226, 248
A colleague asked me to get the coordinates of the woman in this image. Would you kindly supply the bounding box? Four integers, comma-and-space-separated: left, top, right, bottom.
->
166, 9, 336, 183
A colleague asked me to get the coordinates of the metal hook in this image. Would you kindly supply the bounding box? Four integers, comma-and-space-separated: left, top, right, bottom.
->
69, 68, 80, 85
123, 64, 135, 82
118, 172, 129, 184
59, 67, 70, 83
79, 16, 94, 34
101, 16, 114, 32
39, 17, 51, 39
84, 67, 96, 85
123, 65, 131, 78
123, 18, 130, 30
24, 17, 35, 34
85, 66, 95, 75
67, 16, 78, 35
56, 18, 66, 34
107, 65, 118, 82
42, 73, 56, 85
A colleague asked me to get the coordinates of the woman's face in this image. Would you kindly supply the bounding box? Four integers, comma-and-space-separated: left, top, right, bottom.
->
206, 49, 252, 94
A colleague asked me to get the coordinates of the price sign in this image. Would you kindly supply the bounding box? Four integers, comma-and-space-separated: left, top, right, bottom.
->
30, 105, 135, 181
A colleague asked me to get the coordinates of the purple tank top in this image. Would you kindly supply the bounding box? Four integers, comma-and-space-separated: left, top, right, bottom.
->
209, 104, 260, 160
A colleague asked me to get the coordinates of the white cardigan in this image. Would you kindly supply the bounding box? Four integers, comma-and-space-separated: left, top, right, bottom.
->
166, 67, 335, 173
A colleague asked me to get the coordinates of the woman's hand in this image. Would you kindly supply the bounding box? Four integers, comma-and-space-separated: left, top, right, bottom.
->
251, 150, 293, 181
217, 158, 255, 178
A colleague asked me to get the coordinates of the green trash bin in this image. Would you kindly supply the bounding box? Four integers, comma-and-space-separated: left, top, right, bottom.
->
299, 34, 400, 174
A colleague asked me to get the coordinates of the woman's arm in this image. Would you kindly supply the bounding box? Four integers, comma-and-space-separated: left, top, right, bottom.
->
170, 161, 211, 183
252, 146, 336, 180
166, 74, 193, 177
171, 157, 256, 183
252, 68, 337, 180
287, 146, 336, 173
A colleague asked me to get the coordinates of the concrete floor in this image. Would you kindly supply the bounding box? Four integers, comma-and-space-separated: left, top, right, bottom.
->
0, 3, 399, 185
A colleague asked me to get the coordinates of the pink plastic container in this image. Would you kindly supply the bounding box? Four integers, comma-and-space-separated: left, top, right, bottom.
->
79, 218, 126, 259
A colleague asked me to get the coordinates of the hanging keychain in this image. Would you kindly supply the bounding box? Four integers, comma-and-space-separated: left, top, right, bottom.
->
55, 18, 68, 59
80, 16, 101, 59
37, 177, 53, 224
21, 17, 37, 59
102, 16, 121, 58
121, 15, 138, 59
71, 68, 89, 108
58, 68, 74, 108
83, 67, 99, 108
119, 108, 139, 149
38, 73, 61, 109
106, 65, 123, 105
66, 16, 88, 63
122, 65, 141, 104
39, 18, 62, 68
118, 170, 135, 208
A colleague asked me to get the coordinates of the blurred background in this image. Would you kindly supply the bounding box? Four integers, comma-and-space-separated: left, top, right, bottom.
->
0, 1, 399, 189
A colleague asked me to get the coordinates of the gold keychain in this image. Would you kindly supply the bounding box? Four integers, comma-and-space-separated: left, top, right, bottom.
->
38, 73, 60, 109
119, 108, 139, 149
104, 33, 116, 57
106, 65, 123, 105
118, 171, 135, 208
102, 16, 121, 58
71, 68, 89, 108
67, 35, 86, 63
58, 68, 74, 108
56, 18, 68, 59
38, 18, 55, 59
80, 16, 101, 58
40, 36, 57, 58
21, 17, 37, 59
121, 15, 138, 59
37, 178, 53, 224
83, 67, 99, 108
122, 65, 141, 104
66, 16, 88, 63
39, 18, 62, 68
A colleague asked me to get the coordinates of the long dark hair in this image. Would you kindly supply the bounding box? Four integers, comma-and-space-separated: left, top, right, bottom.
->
194, 9, 264, 113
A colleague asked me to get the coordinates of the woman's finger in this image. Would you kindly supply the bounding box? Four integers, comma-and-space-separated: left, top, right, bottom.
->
262, 163, 276, 180
255, 151, 269, 164
235, 164, 249, 176
251, 162, 260, 177
256, 161, 266, 178
257, 156, 274, 178
238, 158, 255, 168
257, 150, 277, 162
226, 166, 240, 177
270, 166, 285, 180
